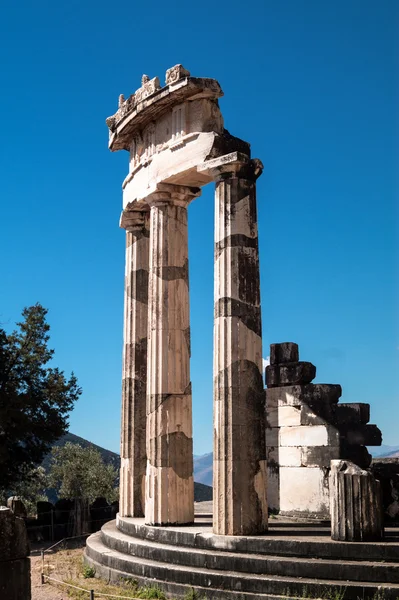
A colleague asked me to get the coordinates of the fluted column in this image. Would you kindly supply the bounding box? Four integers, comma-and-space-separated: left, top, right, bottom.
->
213, 158, 268, 535
145, 184, 200, 525
120, 210, 150, 518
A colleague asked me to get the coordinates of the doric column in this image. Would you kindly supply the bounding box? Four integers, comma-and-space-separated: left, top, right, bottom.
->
120, 210, 150, 518
145, 183, 200, 525
212, 157, 268, 535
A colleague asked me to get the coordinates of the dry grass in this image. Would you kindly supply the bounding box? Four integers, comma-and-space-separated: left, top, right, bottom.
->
36, 546, 170, 599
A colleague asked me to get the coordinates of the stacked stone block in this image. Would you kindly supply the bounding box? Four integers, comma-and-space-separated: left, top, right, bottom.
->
265, 342, 382, 519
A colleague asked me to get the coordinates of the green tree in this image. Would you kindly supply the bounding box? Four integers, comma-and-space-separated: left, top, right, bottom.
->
0, 466, 49, 516
49, 442, 118, 503
0, 304, 81, 489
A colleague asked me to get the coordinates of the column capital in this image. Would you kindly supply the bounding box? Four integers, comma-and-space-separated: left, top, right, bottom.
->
145, 183, 201, 208
198, 152, 263, 182
120, 209, 149, 232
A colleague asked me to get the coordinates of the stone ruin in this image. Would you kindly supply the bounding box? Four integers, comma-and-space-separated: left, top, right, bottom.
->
0, 506, 31, 600
103, 64, 388, 536
84, 64, 398, 599
265, 342, 382, 520
111, 65, 267, 535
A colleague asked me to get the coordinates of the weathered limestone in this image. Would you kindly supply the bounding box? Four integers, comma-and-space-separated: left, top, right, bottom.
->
266, 342, 383, 518
120, 210, 150, 518
208, 155, 267, 535
108, 67, 269, 534
145, 184, 200, 525
330, 460, 384, 541
0, 507, 31, 600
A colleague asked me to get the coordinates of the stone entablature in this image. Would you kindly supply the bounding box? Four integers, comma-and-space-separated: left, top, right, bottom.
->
106, 65, 223, 149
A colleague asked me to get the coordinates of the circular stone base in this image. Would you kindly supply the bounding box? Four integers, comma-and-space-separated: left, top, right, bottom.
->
85, 516, 399, 600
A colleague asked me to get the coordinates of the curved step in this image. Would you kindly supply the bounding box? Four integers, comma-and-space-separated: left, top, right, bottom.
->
117, 515, 399, 562
101, 521, 399, 584
85, 531, 399, 600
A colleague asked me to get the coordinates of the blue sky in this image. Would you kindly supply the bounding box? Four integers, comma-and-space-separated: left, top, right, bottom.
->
0, 0, 397, 455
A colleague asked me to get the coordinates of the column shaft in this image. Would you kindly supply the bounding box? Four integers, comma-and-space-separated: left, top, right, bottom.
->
213, 167, 268, 535
120, 211, 149, 518
145, 190, 197, 525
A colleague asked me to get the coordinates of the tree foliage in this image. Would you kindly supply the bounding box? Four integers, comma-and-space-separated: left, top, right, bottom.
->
49, 442, 118, 503
0, 466, 49, 516
0, 304, 81, 489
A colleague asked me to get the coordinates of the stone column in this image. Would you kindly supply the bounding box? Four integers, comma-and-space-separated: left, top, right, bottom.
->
145, 184, 200, 525
213, 158, 268, 535
120, 210, 150, 518
330, 460, 384, 541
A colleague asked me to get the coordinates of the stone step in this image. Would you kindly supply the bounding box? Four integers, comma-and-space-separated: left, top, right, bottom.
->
116, 516, 399, 561
85, 531, 399, 600
101, 521, 399, 584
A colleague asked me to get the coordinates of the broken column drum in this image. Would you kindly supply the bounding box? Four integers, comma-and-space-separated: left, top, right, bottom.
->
106, 65, 267, 532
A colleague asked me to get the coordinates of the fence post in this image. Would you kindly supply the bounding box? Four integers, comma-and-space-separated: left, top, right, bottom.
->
41, 550, 45, 584
90, 590, 95, 599
50, 507, 54, 541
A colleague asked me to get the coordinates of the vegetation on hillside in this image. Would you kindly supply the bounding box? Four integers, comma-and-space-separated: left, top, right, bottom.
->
0, 304, 81, 490
49, 442, 118, 503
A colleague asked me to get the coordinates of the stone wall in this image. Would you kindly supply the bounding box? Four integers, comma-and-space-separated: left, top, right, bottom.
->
265, 342, 382, 519
371, 458, 399, 523
0, 506, 31, 600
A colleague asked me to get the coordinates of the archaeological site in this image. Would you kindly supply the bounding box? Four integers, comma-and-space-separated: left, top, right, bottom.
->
84, 66, 399, 599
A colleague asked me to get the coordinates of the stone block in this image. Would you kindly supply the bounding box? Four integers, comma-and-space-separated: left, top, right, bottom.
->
330, 460, 384, 541
279, 446, 302, 467
279, 424, 339, 447
300, 404, 333, 426
266, 406, 301, 428
301, 445, 340, 467
0, 507, 31, 600
340, 442, 372, 469
266, 383, 341, 408
7, 497, 27, 518
266, 362, 316, 388
165, 64, 190, 85
341, 424, 382, 446
265, 427, 278, 447
279, 467, 330, 517
270, 342, 299, 365
332, 403, 370, 425
371, 458, 399, 522
0, 507, 30, 559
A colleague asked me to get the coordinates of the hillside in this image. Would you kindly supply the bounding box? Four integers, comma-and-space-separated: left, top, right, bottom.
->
372, 445, 399, 458
43, 433, 212, 502
193, 452, 213, 486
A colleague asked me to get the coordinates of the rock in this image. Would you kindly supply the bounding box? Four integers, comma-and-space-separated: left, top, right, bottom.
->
371, 458, 399, 523
0, 507, 31, 599
270, 343, 299, 366
339, 442, 373, 469
332, 403, 370, 425
340, 424, 382, 446
7, 496, 27, 518
330, 460, 384, 541
266, 362, 316, 388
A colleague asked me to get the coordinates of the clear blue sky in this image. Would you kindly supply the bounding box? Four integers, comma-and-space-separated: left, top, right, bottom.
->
1, 0, 397, 455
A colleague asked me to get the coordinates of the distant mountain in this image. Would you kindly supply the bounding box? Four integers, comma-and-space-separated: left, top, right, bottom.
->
41, 432, 120, 472
194, 452, 213, 486
371, 445, 399, 458
43, 433, 212, 502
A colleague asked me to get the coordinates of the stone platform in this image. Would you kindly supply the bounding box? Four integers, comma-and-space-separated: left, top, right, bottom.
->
85, 515, 399, 600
